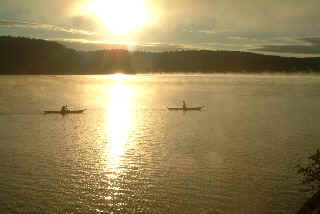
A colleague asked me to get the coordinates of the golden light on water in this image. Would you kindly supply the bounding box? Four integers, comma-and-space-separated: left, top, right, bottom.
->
101, 75, 135, 178
108, 73, 131, 82
106, 86, 132, 168
79, 0, 151, 35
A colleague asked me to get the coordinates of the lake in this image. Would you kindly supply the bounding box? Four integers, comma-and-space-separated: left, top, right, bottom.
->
0, 74, 319, 214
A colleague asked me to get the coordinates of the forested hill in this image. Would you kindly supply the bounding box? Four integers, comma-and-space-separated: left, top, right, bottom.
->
1, 36, 320, 74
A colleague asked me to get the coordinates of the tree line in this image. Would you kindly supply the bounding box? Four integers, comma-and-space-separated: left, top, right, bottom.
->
1, 36, 320, 74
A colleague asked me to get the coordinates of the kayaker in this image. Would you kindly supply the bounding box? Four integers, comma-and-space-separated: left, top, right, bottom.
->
182, 100, 186, 110
61, 105, 68, 112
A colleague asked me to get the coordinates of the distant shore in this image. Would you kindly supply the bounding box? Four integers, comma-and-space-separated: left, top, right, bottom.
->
1, 36, 320, 75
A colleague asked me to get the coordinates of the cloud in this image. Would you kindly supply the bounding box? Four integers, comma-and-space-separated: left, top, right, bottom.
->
1, 0, 320, 56
149, 0, 320, 41
57, 38, 186, 52
0, 0, 78, 22
253, 37, 320, 54
70, 16, 98, 32
137, 43, 186, 52
0, 19, 96, 36
2, 0, 319, 38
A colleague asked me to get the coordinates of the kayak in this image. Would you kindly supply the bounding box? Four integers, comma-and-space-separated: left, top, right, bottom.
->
167, 106, 204, 111
44, 109, 86, 114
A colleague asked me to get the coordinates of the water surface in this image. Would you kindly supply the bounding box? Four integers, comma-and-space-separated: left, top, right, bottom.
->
0, 74, 319, 214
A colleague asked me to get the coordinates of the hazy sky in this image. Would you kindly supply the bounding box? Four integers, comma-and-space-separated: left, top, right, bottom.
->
1, 0, 320, 56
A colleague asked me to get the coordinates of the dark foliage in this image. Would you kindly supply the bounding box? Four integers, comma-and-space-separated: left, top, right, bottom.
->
1, 36, 320, 74
297, 149, 320, 191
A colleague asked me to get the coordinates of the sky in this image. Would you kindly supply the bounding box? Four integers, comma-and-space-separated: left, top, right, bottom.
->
1, 0, 320, 56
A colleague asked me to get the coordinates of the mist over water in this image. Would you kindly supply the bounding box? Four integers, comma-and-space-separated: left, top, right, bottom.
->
0, 74, 319, 214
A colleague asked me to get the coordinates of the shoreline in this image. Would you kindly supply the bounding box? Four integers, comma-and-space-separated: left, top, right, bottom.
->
1, 71, 320, 76
298, 191, 320, 214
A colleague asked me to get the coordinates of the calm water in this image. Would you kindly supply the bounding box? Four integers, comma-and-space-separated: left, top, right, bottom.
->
0, 74, 320, 214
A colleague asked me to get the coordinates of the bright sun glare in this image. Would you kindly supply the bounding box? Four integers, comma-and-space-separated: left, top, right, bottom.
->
84, 0, 150, 35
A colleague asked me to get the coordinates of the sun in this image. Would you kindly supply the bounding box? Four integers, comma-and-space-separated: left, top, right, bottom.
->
83, 0, 150, 35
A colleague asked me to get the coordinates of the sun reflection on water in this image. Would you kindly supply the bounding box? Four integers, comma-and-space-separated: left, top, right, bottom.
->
103, 79, 134, 179
96, 74, 142, 205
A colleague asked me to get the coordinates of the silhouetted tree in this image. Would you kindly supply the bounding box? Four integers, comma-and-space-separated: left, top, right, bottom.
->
297, 150, 320, 214
297, 149, 320, 191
